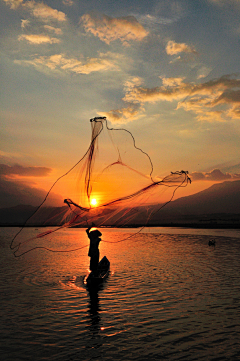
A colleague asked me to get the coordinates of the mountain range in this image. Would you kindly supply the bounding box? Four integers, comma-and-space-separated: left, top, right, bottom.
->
0, 180, 240, 227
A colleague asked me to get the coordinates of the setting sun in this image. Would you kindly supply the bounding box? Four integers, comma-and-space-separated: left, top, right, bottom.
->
90, 198, 97, 207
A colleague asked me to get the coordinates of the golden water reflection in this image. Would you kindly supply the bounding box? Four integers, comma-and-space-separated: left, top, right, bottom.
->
1, 227, 240, 361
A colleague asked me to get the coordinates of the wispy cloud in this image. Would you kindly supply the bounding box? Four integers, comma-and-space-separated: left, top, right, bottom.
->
15, 52, 121, 74
135, 13, 178, 27
44, 25, 63, 35
227, 105, 240, 119
166, 40, 198, 55
18, 34, 60, 44
3, 0, 67, 22
62, 0, 74, 6
98, 77, 144, 123
191, 169, 240, 181
104, 74, 240, 123
98, 104, 143, 124
80, 13, 149, 45
21, 19, 30, 28
192, 110, 225, 122
197, 66, 212, 79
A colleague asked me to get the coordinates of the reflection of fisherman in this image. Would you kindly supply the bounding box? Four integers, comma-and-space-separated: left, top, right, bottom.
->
86, 224, 102, 273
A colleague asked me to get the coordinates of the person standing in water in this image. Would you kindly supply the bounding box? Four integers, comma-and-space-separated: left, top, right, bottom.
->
86, 224, 102, 273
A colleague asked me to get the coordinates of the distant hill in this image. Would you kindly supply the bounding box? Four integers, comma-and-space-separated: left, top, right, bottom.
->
162, 180, 240, 215
0, 205, 37, 226
148, 180, 240, 226
0, 204, 67, 226
0, 180, 240, 227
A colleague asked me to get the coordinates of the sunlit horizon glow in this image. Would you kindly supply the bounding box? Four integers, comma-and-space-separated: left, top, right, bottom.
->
90, 198, 98, 207
1, 0, 240, 209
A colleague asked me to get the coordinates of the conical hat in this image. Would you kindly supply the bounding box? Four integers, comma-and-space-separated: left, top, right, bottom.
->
89, 229, 102, 238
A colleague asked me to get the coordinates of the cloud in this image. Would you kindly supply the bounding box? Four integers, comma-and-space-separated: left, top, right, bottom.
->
117, 74, 240, 122
4, 0, 67, 22
80, 13, 149, 45
190, 169, 240, 181
15, 52, 121, 74
24, 1, 66, 22
0, 151, 23, 164
166, 40, 198, 55
227, 105, 240, 119
4, 2, 65, 49
21, 19, 30, 28
0, 163, 54, 208
18, 34, 60, 44
123, 76, 191, 103
177, 75, 240, 120
0, 176, 47, 208
98, 104, 144, 124
161, 77, 186, 87
0, 164, 52, 177
44, 25, 63, 35
3, 0, 23, 9
101, 75, 190, 124
192, 110, 225, 122
97, 77, 145, 123
136, 14, 178, 27
197, 66, 212, 79
102, 74, 240, 123
0, 176, 62, 208
62, 0, 73, 5
169, 56, 181, 64
211, 89, 240, 106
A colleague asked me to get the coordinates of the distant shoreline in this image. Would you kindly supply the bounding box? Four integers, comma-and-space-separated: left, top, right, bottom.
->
1, 223, 240, 229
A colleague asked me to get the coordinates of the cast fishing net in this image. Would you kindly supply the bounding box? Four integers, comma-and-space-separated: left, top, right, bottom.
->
10, 117, 191, 257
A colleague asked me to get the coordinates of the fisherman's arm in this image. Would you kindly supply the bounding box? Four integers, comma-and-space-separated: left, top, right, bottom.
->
86, 223, 95, 236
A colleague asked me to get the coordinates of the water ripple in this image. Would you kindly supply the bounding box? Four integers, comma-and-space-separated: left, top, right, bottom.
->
1, 229, 240, 360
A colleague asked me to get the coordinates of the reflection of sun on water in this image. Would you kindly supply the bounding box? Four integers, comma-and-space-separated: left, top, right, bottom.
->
90, 198, 97, 207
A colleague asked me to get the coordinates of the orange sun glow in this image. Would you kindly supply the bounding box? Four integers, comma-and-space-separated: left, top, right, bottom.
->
90, 198, 97, 207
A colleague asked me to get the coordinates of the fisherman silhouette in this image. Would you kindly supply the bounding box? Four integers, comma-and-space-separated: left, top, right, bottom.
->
86, 223, 102, 274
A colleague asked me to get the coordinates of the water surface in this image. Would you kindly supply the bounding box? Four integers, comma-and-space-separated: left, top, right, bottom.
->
1, 227, 240, 360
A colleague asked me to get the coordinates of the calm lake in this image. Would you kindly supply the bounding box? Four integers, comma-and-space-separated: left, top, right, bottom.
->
1, 227, 240, 360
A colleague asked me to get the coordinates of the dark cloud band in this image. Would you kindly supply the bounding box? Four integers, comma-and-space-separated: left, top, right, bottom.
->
0, 164, 52, 177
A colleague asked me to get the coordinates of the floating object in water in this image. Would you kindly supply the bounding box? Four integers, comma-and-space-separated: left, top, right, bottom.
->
84, 256, 110, 286
208, 239, 216, 246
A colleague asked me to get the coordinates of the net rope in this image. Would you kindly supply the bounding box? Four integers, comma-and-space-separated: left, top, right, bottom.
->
10, 117, 191, 257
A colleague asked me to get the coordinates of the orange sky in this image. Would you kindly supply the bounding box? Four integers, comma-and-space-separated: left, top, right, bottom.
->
1, 0, 240, 209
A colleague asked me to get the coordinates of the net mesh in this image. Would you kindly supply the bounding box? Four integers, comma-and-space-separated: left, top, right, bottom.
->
10, 117, 191, 256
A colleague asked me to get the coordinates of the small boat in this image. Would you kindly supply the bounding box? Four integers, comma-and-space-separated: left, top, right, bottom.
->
84, 256, 110, 286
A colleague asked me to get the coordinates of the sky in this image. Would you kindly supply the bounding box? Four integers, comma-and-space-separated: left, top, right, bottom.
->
1, 0, 240, 208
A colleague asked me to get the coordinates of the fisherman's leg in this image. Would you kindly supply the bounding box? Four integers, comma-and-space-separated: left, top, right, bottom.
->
91, 255, 99, 273
90, 257, 96, 271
